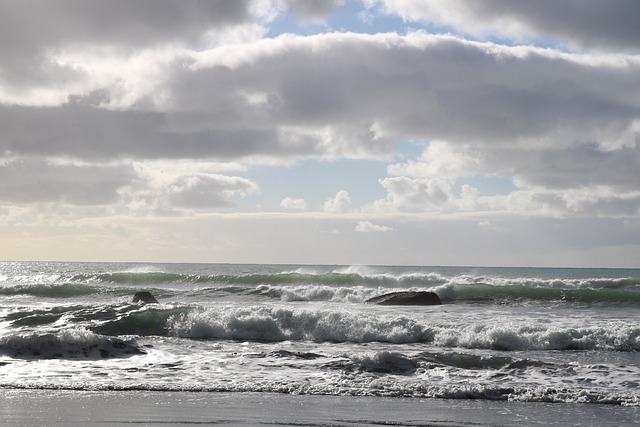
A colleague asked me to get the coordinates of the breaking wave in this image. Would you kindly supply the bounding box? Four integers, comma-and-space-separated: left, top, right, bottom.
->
73, 305, 640, 352
0, 328, 145, 359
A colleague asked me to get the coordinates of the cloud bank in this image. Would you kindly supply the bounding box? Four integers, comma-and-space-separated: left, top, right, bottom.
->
0, 0, 638, 266
374, 0, 640, 52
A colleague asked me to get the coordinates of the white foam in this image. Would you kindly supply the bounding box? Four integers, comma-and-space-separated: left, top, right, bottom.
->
256, 284, 380, 303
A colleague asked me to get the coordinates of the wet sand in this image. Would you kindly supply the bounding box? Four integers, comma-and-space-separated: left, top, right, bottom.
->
1, 389, 639, 426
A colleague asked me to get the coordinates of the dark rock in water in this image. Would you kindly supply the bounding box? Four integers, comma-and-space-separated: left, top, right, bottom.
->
132, 291, 159, 304
365, 291, 441, 306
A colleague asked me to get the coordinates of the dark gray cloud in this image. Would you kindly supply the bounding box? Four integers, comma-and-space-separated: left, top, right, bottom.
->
178, 34, 640, 144
283, 0, 345, 21
0, 102, 283, 160
377, 0, 640, 52
166, 174, 258, 209
160, 33, 640, 179
0, 0, 251, 49
471, 0, 640, 51
0, 159, 135, 205
3, 33, 639, 171
487, 143, 640, 190
0, 0, 253, 87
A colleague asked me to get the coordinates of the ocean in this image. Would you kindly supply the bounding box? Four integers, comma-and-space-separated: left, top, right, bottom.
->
1, 262, 640, 425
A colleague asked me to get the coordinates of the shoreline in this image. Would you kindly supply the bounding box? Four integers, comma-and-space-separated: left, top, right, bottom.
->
2, 389, 639, 427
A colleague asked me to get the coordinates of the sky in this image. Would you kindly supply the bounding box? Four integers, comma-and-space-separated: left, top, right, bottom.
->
1, 0, 639, 267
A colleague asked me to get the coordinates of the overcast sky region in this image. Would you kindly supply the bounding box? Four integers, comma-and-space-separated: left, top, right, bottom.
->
1, 0, 639, 267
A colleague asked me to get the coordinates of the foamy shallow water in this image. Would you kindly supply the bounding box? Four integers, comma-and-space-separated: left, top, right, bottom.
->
2, 262, 640, 409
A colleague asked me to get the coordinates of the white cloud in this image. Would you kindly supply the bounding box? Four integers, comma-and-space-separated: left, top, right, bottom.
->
378, 137, 640, 218
124, 162, 259, 212
355, 220, 393, 233
387, 141, 481, 178
323, 190, 351, 213
280, 197, 308, 209
378, 177, 453, 210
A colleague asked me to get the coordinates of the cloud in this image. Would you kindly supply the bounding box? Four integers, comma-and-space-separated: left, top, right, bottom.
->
487, 142, 640, 190
124, 162, 259, 212
0, 158, 135, 205
3, 30, 639, 218
387, 141, 481, 178
0, 0, 258, 92
280, 197, 308, 209
3, 212, 637, 267
5, 32, 638, 166
0, 157, 259, 212
0, 0, 252, 48
374, 0, 640, 52
1, 2, 640, 266
379, 139, 640, 217
165, 174, 258, 209
379, 176, 453, 210
283, 0, 345, 22
355, 220, 393, 233
323, 190, 351, 213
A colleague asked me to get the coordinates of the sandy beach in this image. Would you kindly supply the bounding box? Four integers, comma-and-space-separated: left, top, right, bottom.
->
1, 389, 639, 427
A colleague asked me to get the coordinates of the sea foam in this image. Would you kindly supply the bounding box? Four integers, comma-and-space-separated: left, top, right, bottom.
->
162, 305, 640, 351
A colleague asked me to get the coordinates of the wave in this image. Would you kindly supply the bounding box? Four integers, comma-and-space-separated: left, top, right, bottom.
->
166, 307, 640, 351
2, 379, 636, 406
3, 280, 639, 307
437, 283, 640, 304
6, 294, 640, 352
0, 283, 104, 298
93, 305, 193, 336
66, 270, 447, 288
247, 281, 640, 305
65, 270, 640, 304
84, 305, 640, 352
253, 284, 378, 302
326, 349, 551, 376
1, 345, 637, 405
0, 283, 180, 301
0, 327, 145, 359
3, 265, 640, 318
4, 264, 639, 305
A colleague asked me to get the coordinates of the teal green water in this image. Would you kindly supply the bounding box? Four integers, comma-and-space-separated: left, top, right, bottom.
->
1, 262, 640, 405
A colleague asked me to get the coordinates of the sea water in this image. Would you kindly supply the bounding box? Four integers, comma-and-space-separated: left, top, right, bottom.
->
1, 262, 640, 413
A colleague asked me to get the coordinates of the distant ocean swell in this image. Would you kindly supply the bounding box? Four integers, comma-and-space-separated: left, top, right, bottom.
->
3, 279, 640, 305
440, 283, 640, 304
62, 269, 639, 287
69, 271, 370, 286
0, 283, 178, 300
